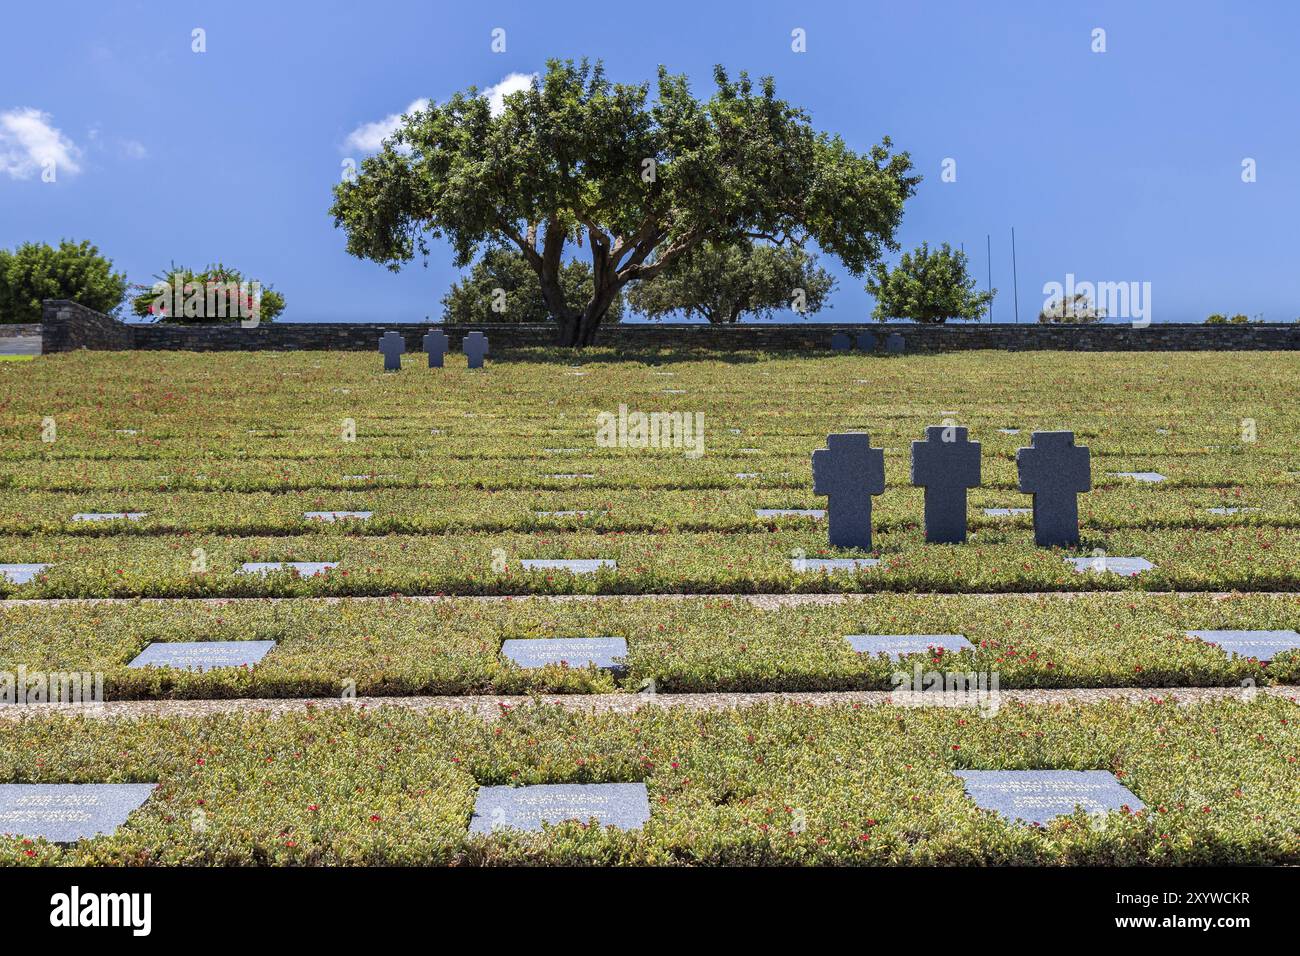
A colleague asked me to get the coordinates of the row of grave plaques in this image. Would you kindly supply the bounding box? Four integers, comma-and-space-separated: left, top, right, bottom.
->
380, 329, 487, 370
45, 629, 1300, 675
56, 627, 1300, 674
0, 770, 1148, 842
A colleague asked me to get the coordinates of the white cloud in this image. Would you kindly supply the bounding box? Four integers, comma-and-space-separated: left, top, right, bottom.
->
119, 138, 148, 160
343, 98, 429, 154
482, 72, 536, 117
0, 107, 82, 179
342, 73, 536, 154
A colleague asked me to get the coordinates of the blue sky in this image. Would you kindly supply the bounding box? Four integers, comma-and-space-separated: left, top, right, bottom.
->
2, 0, 1297, 323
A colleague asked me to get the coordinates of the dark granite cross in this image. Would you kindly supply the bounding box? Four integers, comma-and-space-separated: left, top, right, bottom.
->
1016, 431, 1091, 547
378, 330, 405, 371
463, 331, 488, 369
812, 433, 886, 549
911, 425, 981, 543
423, 328, 448, 368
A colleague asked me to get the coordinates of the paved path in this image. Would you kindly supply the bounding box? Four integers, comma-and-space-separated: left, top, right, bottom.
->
0, 335, 41, 356
3, 685, 1294, 722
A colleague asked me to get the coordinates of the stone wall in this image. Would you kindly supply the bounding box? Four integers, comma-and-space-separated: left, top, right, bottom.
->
0, 323, 41, 339
41, 301, 134, 352
40, 300, 1300, 354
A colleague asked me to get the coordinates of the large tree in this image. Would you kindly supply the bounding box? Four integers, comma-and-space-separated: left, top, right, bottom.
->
866, 241, 992, 324
0, 240, 126, 323
625, 241, 835, 323
441, 246, 622, 324
331, 59, 918, 346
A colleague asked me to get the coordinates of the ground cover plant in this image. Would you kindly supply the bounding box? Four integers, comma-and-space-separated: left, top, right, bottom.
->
0, 697, 1296, 866
0, 349, 1296, 598
1, 593, 1297, 698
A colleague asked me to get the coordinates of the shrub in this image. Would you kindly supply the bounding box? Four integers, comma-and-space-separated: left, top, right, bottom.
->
0, 240, 127, 323
1039, 292, 1104, 323
130, 263, 285, 323
866, 242, 992, 324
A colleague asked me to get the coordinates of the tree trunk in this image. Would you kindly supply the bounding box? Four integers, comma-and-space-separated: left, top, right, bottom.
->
573, 283, 621, 347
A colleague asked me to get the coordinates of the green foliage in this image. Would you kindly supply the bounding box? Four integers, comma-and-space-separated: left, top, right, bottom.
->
1040, 292, 1105, 324
331, 59, 917, 345
866, 242, 991, 324
1205, 314, 1228, 324
0, 592, 1294, 699
442, 247, 622, 324
1, 348, 1297, 598
625, 242, 835, 323
129, 263, 285, 323
0, 240, 127, 323
1, 697, 1297, 864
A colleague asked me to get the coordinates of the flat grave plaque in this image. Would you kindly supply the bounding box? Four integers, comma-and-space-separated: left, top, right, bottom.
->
238, 561, 338, 576
0, 783, 156, 843
795, 558, 880, 572
845, 634, 972, 661
1186, 629, 1300, 662
0, 563, 50, 585
469, 782, 651, 835
1065, 556, 1154, 576
303, 511, 372, 522
756, 509, 826, 519
500, 637, 628, 671
1110, 471, 1167, 483
955, 770, 1143, 826
519, 559, 616, 574
129, 640, 277, 672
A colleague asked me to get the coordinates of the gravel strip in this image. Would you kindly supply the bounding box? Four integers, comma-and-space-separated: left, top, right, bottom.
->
3, 685, 1294, 722
3, 591, 1294, 610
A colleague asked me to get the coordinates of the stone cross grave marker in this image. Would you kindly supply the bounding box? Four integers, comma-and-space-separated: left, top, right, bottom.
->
423, 328, 449, 368
129, 640, 277, 672
911, 425, 981, 543
378, 330, 405, 371
1016, 431, 1090, 547
463, 331, 489, 369
955, 770, 1143, 827
0, 783, 156, 843
812, 433, 885, 549
469, 782, 651, 835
